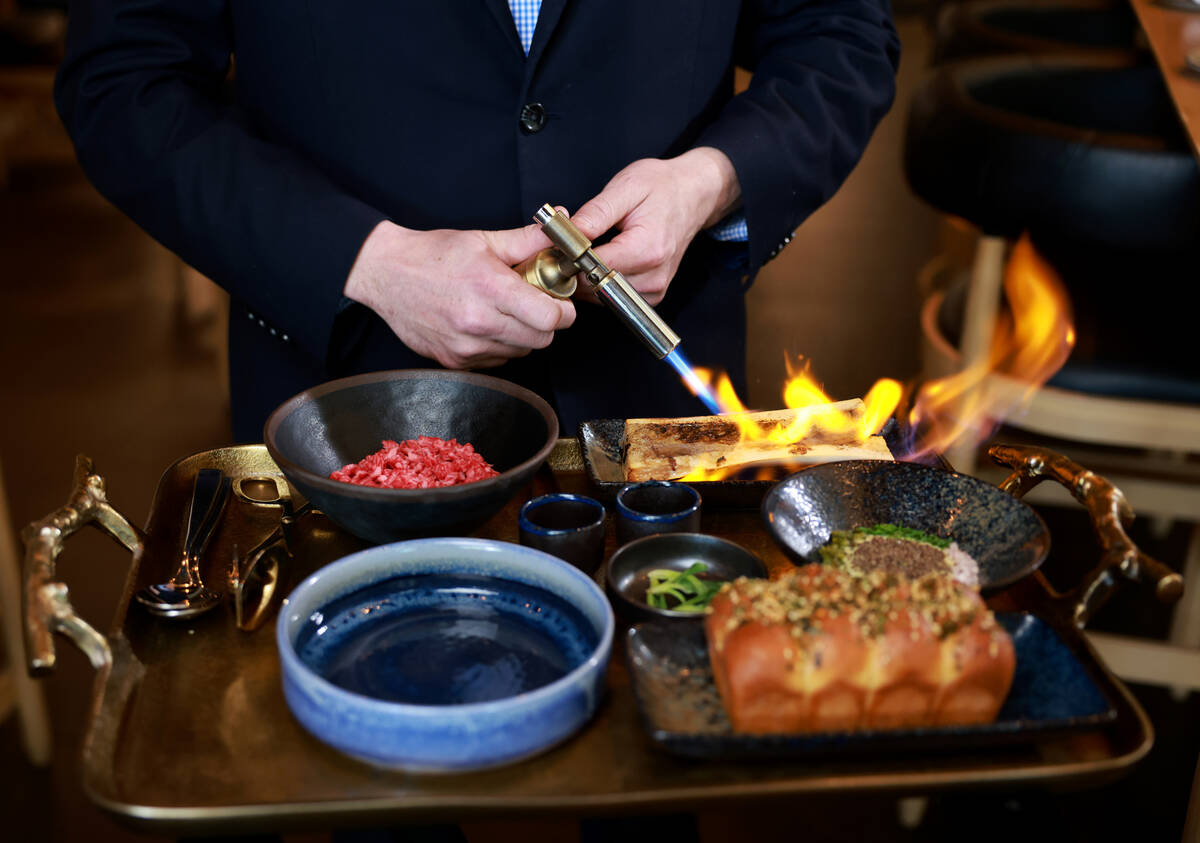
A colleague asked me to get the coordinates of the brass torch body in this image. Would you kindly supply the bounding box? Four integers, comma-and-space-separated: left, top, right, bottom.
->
514, 204, 681, 359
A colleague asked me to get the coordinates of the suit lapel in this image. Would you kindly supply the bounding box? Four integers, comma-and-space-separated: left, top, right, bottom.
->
481, 0, 526, 61
526, 0, 568, 69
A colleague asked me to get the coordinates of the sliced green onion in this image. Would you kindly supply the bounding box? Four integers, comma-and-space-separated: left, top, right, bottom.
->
643, 562, 724, 612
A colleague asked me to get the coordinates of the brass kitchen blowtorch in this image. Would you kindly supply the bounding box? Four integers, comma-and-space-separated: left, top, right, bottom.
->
516, 203, 681, 359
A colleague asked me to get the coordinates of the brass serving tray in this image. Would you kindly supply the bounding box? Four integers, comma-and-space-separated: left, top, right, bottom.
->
25, 443, 1158, 837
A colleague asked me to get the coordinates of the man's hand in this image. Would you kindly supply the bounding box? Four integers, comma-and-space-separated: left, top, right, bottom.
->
343, 220, 576, 370
569, 147, 742, 306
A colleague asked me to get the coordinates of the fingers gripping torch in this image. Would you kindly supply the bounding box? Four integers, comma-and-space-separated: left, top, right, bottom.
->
515, 204, 681, 359
514, 203, 722, 413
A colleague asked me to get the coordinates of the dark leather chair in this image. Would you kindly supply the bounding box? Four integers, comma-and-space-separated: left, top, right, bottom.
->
906, 52, 1200, 403
931, 0, 1142, 64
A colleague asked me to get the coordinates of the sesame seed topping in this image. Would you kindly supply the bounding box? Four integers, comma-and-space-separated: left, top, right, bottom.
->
713, 565, 986, 643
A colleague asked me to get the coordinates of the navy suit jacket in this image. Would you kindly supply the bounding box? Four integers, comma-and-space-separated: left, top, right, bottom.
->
55, 0, 899, 442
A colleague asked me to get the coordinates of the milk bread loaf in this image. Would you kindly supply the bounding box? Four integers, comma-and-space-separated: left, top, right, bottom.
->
705, 564, 1015, 733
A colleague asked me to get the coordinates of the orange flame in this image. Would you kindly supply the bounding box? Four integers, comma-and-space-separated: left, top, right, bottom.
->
904, 234, 1074, 461
677, 361, 903, 481
673, 233, 1073, 477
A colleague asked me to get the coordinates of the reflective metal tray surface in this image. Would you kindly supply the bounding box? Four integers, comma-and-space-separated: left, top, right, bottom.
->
50, 444, 1152, 836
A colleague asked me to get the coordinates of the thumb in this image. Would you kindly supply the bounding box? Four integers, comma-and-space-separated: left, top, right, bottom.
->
484, 220, 554, 266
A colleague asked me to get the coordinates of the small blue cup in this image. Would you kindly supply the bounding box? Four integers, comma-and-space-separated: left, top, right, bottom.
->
615, 481, 702, 545
518, 493, 608, 574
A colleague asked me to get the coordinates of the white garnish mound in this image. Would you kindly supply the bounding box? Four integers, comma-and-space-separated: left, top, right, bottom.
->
946, 542, 980, 589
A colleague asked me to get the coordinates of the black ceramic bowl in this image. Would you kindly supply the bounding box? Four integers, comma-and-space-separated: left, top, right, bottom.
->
762, 460, 1050, 590
606, 532, 768, 624
264, 370, 558, 544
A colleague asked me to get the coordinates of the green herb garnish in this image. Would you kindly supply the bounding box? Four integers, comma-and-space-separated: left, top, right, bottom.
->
857, 523, 949, 547
645, 562, 724, 613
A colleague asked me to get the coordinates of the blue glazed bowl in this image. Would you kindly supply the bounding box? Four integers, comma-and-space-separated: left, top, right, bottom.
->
276, 537, 614, 772
615, 481, 702, 545
518, 493, 608, 574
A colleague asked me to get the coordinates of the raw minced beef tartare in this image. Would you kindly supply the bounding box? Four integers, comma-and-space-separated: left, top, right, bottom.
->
329, 437, 499, 489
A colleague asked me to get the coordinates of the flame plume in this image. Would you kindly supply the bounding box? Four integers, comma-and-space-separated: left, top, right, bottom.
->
671, 234, 1074, 478
904, 234, 1074, 461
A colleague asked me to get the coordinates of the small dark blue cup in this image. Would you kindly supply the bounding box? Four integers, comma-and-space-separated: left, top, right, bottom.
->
518, 493, 608, 574
615, 481, 702, 545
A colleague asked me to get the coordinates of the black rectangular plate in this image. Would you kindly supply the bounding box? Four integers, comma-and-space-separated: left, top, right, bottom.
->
625, 613, 1118, 759
579, 417, 937, 509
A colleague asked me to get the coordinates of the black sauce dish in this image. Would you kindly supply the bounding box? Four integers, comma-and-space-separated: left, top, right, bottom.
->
605, 532, 768, 624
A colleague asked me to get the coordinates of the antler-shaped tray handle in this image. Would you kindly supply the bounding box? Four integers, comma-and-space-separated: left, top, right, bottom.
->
22, 455, 144, 674
989, 443, 1183, 628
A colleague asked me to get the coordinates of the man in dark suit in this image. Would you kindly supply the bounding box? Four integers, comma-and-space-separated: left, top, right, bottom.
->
55, 0, 900, 443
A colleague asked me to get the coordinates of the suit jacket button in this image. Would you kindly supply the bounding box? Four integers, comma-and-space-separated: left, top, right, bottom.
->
519, 102, 546, 134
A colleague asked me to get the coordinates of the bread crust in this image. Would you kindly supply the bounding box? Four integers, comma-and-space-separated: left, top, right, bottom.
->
704, 565, 1015, 733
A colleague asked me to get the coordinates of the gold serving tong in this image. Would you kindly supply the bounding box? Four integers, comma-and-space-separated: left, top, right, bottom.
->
229, 476, 311, 632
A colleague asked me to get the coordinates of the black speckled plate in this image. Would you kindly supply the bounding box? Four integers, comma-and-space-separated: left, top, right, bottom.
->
762, 460, 1050, 591
626, 614, 1117, 759
578, 418, 934, 510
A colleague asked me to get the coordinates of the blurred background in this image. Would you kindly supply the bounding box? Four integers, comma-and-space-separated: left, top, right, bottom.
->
1, 1, 1198, 840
